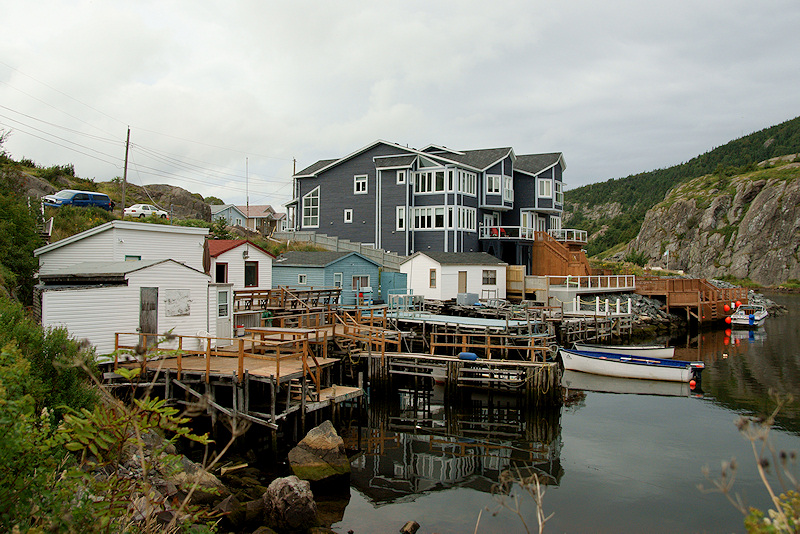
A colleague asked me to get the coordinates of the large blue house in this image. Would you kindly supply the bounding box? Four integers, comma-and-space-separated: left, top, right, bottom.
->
286, 140, 571, 274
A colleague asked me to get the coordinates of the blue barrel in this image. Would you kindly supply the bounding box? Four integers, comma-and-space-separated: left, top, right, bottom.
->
458, 352, 478, 361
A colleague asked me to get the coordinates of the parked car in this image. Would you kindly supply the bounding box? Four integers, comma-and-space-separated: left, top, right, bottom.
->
42, 189, 114, 211
124, 203, 169, 219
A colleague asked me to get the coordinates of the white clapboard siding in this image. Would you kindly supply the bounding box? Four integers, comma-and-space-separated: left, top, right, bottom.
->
42, 285, 136, 355
38, 231, 116, 275
36, 221, 208, 275
401, 255, 507, 300
215, 247, 273, 290
401, 254, 442, 300
41, 261, 211, 356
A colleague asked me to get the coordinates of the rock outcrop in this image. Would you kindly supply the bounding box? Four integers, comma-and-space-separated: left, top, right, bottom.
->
288, 420, 351, 482
262, 475, 318, 532
627, 158, 800, 286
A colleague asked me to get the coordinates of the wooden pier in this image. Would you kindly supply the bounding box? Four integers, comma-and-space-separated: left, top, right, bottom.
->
636, 277, 748, 324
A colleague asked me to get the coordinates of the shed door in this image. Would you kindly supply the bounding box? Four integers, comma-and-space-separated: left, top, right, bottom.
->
139, 287, 158, 347
458, 271, 467, 293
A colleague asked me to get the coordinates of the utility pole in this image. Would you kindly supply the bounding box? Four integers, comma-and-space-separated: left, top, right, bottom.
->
121, 126, 130, 214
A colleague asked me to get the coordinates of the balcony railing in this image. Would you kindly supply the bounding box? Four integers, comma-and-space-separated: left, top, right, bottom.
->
478, 226, 588, 244
478, 226, 537, 240
547, 228, 587, 244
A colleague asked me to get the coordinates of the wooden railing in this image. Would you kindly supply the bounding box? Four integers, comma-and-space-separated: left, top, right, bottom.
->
233, 286, 341, 312
333, 313, 401, 366
429, 331, 552, 362
113, 331, 313, 395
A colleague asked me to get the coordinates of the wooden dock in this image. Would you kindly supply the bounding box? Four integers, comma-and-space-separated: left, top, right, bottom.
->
636, 277, 748, 323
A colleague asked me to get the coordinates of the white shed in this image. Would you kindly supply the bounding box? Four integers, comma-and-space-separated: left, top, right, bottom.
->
208, 239, 274, 290
400, 252, 507, 301
34, 220, 209, 275
37, 259, 220, 358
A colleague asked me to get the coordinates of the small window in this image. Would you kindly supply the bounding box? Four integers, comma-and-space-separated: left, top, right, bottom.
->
334, 272, 343, 288
125, 255, 141, 261
555, 181, 563, 204
218, 290, 229, 318
482, 270, 497, 285
538, 178, 552, 198
344, 209, 353, 223
298, 273, 308, 285
235, 218, 243, 226
397, 170, 406, 184
354, 175, 368, 194
396, 206, 405, 231
215, 263, 228, 283
352, 275, 369, 290
244, 261, 258, 287
487, 175, 501, 194
429, 269, 436, 288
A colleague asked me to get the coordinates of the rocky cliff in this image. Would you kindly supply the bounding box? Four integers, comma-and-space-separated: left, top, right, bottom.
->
627, 155, 800, 286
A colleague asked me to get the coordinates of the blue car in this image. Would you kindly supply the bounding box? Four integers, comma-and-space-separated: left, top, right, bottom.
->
42, 189, 114, 211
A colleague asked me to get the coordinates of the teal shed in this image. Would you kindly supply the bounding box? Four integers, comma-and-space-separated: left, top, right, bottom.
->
272, 251, 382, 305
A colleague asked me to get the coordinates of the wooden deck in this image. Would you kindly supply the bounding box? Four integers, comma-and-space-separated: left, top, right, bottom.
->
636, 277, 748, 323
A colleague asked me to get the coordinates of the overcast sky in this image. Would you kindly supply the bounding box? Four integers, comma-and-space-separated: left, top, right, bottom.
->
2, 0, 799, 209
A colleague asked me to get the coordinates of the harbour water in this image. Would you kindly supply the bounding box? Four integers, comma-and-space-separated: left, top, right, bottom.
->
332, 292, 800, 533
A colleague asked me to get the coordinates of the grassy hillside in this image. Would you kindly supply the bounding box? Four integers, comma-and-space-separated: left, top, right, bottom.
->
566, 115, 800, 256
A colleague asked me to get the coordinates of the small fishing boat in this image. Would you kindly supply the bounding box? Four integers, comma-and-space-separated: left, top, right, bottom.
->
572, 342, 675, 359
558, 347, 704, 383
729, 304, 768, 328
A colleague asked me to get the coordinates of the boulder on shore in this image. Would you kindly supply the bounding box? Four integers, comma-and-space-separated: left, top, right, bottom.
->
288, 420, 350, 481
263, 475, 318, 532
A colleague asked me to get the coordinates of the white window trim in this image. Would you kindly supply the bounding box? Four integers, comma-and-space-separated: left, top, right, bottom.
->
298, 273, 307, 284
503, 176, 514, 202
344, 208, 353, 223
397, 170, 406, 185
486, 174, 502, 195
555, 181, 563, 204
302, 186, 320, 228
333, 272, 343, 288
396, 206, 405, 231
352, 275, 370, 291
354, 174, 368, 194
538, 178, 553, 198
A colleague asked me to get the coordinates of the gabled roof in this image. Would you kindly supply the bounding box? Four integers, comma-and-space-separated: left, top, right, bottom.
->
235, 205, 276, 218
420, 144, 465, 156
402, 251, 507, 266
374, 154, 417, 169
38, 259, 206, 284
515, 153, 566, 175
274, 250, 380, 268
34, 220, 209, 257
439, 147, 515, 171
293, 140, 418, 177
207, 239, 275, 258
211, 204, 249, 219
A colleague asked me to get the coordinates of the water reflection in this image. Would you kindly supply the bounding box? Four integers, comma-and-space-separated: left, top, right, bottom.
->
670, 292, 800, 433
341, 386, 563, 505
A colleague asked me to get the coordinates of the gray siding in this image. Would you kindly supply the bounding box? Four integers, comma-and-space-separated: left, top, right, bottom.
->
380, 168, 411, 255
298, 144, 414, 244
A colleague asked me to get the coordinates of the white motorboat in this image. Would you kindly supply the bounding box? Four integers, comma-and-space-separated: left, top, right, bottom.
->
729, 304, 768, 328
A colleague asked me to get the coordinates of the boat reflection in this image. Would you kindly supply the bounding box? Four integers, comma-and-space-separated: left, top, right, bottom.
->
340, 385, 563, 505
563, 369, 697, 397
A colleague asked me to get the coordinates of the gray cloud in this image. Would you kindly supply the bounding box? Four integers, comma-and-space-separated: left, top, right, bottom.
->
2, 0, 799, 208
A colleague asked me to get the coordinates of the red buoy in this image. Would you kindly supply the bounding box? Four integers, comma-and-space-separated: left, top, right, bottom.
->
736, 300, 742, 308
724, 304, 730, 312
689, 379, 696, 389
725, 316, 732, 324
725, 329, 732, 336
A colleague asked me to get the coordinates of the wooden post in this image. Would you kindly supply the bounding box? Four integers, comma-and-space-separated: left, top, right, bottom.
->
238, 338, 244, 382
205, 334, 212, 383
114, 333, 120, 370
